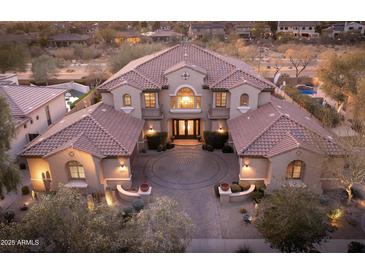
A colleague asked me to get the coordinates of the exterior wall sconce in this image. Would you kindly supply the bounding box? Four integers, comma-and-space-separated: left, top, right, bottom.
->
120, 161, 126, 169
149, 126, 153, 131
244, 163, 249, 168
218, 126, 224, 132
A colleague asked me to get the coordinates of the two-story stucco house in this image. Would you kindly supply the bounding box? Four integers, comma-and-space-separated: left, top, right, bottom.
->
22, 43, 342, 195
0, 85, 68, 160
277, 21, 320, 38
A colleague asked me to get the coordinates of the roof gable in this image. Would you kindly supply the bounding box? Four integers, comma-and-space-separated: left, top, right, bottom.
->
228, 96, 343, 157
98, 43, 275, 92
22, 103, 144, 157
0, 85, 67, 117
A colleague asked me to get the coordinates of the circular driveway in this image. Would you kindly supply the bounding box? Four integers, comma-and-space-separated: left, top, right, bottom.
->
143, 146, 233, 190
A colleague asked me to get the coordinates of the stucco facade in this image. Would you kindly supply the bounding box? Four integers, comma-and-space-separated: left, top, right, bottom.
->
9, 93, 67, 159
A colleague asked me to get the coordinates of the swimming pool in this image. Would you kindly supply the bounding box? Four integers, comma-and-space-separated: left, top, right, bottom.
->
297, 85, 317, 95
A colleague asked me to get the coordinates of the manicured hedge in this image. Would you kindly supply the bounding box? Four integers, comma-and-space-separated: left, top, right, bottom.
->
146, 131, 167, 150
203, 131, 228, 149
285, 87, 343, 128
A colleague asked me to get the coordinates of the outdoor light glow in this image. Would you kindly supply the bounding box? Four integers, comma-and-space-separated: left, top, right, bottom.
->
120, 161, 126, 170
105, 189, 115, 207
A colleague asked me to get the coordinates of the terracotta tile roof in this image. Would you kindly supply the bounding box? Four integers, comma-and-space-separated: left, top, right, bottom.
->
227, 97, 343, 157
0, 85, 67, 127
163, 61, 207, 76
98, 43, 275, 91
22, 103, 144, 157
210, 69, 273, 90
0, 85, 67, 117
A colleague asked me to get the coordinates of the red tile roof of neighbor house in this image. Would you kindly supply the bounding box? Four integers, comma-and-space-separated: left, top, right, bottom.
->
98, 43, 274, 92
0, 85, 67, 126
22, 103, 144, 158
227, 96, 343, 157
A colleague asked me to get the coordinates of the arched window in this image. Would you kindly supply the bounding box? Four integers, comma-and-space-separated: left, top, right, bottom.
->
67, 161, 85, 179
176, 87, 200, 109
123, 94, 132, 106
240, 94, 249, 106
286, 160, 305, 180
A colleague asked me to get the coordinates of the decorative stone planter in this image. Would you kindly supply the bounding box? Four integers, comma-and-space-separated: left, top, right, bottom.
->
138, 186, 152, 203
220, 182, 230, 192
218, 186, 232, 204
140, 183, 150, 192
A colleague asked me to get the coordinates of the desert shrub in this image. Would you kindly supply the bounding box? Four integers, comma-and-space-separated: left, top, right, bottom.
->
214, 184, 220, 198
132, 199, 145, 212
239, 182, 251, 191
236, 245, 252, 253
350, 119, 363, 133
53, 47, 75, 60
162, 145, 167, 151
222, 144, 234, 153
122, 206, 134, 218
348, 241, 365, 253
146, 132, 167, 150
319, 194, 330, 205
73, 44, 101, 60
21, 186, 30, 195
110, 43, 166, 73
252, 187, 265, 202
166, 143, 175, 149
239, 207, 247, 214
157, 144, 163, 152
204, 131, 228, 149
2, 210, 15, 224
285, 87, 343, 128
206, 144, 214, 152
230, 184, 242, 193
202, 144, 207, 150
140, 148, 147, 153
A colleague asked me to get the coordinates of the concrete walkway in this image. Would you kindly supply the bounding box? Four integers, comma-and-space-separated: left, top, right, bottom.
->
187, 238, 365, 253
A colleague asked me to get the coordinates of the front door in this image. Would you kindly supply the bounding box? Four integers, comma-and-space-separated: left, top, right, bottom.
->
173, 119, 200, 139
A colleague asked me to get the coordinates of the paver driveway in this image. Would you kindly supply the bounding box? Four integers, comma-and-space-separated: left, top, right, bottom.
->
131, 145, 260, 239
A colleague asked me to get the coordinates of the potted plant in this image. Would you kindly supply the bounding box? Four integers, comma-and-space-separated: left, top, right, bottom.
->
140, 183, 150, 192
220, 182, 230, 192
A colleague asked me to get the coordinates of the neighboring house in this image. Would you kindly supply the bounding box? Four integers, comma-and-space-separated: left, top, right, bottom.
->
149, 30, 183, 42
114, 31, 142, 45
0, 74, 19, 85
188, 23, 226, 39
0, 85, 68, 159
323, 22, 365, 38
22, 43, 342, 195
277, 21, 320, 38
234, 22, 272, 39
48, 33, 91, 47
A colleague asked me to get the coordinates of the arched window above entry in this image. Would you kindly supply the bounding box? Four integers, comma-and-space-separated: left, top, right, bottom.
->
67, 161, 85, 179
240, 94, 249, 106
174, 87, 200, 109
123, 94, 132, 106
286, 160, 305, 180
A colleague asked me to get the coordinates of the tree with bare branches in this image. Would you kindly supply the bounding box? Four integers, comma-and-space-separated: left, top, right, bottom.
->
335, 133, 365, 203
285, 46, 317, 83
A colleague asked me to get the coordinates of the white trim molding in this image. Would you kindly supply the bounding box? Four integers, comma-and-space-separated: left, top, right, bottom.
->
170, 108, 202, 114
237, 106, 251, 113
120, 106, 135, 114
